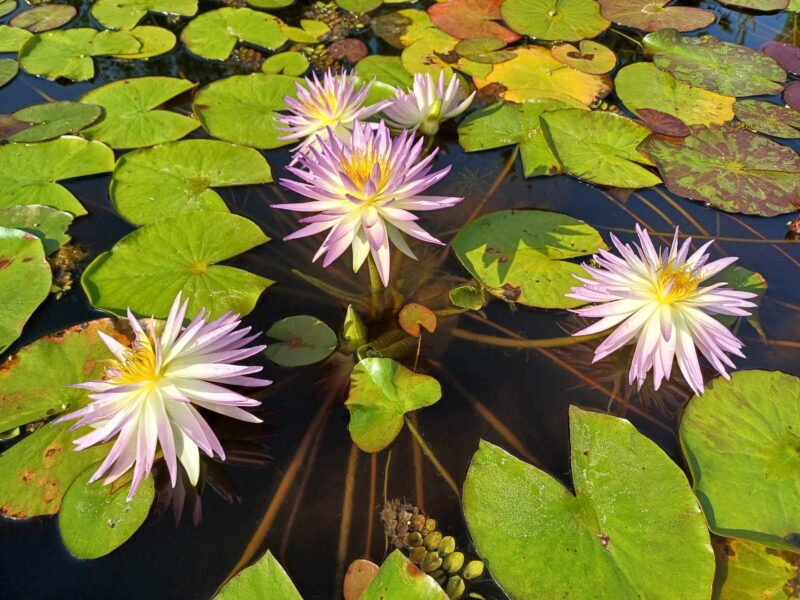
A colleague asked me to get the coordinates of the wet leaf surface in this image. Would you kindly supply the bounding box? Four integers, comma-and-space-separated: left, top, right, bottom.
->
734, 99, 800, 139
712, 538, 799, 599
109, 25, 176, 59
0, 58, 17, 88
0, 24, 31, 52
637, 109, 691, 137
428, 0, 519, 44
680, 370, 800, 552
641, 125, 800, 216
359, 551, 447, 600
214, 551, 302, 599
0, 204, 73, 255
501, 0, 610, 41
261, 51, 309, 75
761, 40, 800, 75
180, 7, 286, 61
91, 0, 198, 30
0, 0, 15, 18
463, 408, 715, 600
4, 101, 101, 143
264, 315, 337, 367
551, 40, 616, 75
598, 0, 716, 32
9, 4, 76, 33
455, 37, 516, 64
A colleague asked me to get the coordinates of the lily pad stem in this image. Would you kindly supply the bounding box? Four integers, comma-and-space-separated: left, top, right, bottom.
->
404, 415, 461, 498
367, 254, 385, 317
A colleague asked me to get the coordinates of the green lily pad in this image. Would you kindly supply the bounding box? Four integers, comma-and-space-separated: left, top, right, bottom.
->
4, 101, 102, 143
551, 40, 616, 75
0, 204, 72, 255
110, 26, 176, 60
458, 100, 575, 177
248, 0, 294, 7
193, 73, 299, 149
0, 227, 51, 353
354, 55, 414, 103
0, 1, 16, 18
346, 357, 441, 453
261, 51, 309, 76
680, 370, 800, 552
0, 420, 110, 518
360, 551, 448, 600
501, 0, 610, 42
449, 284, 486, 310
0, 136, 115, 216
715, 0, 788, 10
615, 63, 734, 126
710, 265, 766, 329
10, 5, 77, 33
713, 538, 799, 599
541, 109, 661, 188
0, 25, 32, 52
0, 58, 17, 88
59, 464, 155, 559
18, 28, 141, 81
91, 0, 198, 30
280, 19, 330, 43
336, 0, 382, 12
110, 139, 271, 225
180, 7, 287, 61
452, 209, 605, 309
643, 29, 786, 97
598, 0, 716, 32
640, 125, 800, 216
215, 551, 302, 599
733, 100, 800, 139
264, 316, 337, 367
0, 320, 122, 432
82, 212, 272, 320
428, 0, 520, 44
463, 408, 715, 600
455, 37, 516, 64
79, 77, 199, 150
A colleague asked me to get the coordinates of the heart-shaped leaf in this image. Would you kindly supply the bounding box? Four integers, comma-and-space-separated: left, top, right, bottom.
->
110, 25, 175, 59
733, 100, 800, 139
214, 551, 302, 599
359, 551, 448, 600
787, 82, 800, 111
181, 7, 287, 61
0, 204, 72, 255
0, 24, 32, 52
761, 41, 800, 75
598, 0, 715, 32
3, 101, 101, 143
91, 0, 198, 30
713, 538, 800, 599
261, 51, 309, 76
501, 0, 610, 41
264, 315, 337, 367
551, 40, 616, 75
10, 4, 76, 33
428, 0, 520, 44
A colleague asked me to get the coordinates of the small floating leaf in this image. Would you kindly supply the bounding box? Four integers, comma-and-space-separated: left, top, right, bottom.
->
398, 303, 437, 337
501, 0, 610, 42
181, 7, 287, 61
680, 370, 800, 552
328, 38, 368, 63
344, 559, 380, 600
111, 139, 271, 225
193, 73, 300, 149
733, 99, 800, 139
59, 464, 155, 559
336, 0, 382, 13
80, 77, 199, 150
428, 0, 520, 44
455, 37, 516, 64
641, 125, 800, 216
452, 209, 605, 309
111, 26, 175, 60
91, 0, 198, 30
463, 408, 715, 600
0, 58, 17, 88
346, 357, 441, 453
0, 24, 32, 52
82, 212, 272, 320
713, 538, 800, 599
0, 136, 115, 215
280, 19, 329, 43
354, 55, 414, 102
264, 315, 337, 367
5, 101, 102, 143
261, 51, 309, 76
10, 4, 76, 33
761, 41, 800, 75
248, 0, 294, 7
551, 40, 616, 75
598, 0, 715, 32
637, 109, 690, 138
0, 0, 16, 18
0, 204, 72, 255
214, 551, 302, 600
360, 551, 448, 600
541, 109, 661, 188
786, 82, 800, 111
0, 227, 51, 353
715, 0, 787, 10
449, 284, 486, 310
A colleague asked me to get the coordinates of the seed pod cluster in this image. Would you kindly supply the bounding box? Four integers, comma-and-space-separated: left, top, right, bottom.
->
302, 44, 338, 72
231, 47, 264, 72
381, 500, 486, 600
304, 2, 370, 42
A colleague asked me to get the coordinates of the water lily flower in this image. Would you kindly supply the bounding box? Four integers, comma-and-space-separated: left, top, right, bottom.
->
277, 69, 390, 158
56, 294, 269, 499
567, 225, 757, 395
382, 71, 475, 136
275, 119, 462, 286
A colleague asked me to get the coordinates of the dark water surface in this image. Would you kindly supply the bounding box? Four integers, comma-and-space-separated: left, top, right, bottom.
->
0, 2, 798, 599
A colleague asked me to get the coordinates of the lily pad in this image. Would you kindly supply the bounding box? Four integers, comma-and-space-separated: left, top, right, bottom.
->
346, 357, 441, 453
637, 109, 691, 137
354, 55, 414, 103
428, 0, 520, 44
110, 139, 271, 225
463, 408, 715, 600
715, 0, 788, 10
214, 551, 302, 600
91, 0, 198, 30
248, 0, 294, 7
336, 0, 382, 12
264, 315, 337, 367
398, 303, 437, 337
0, 204, 72, 255
328, 38, 368, 62
640, 125, 800, 216
193, 73, 300, 149
615, 62, 734, 126
786, 82, 800, 111
501, 0, 610, 42
360, 551, 448, 600
733, 100, 800, 139
680, 370, 800, 552
643, 29, 787, 97
455, 37, 516, 64
0, 59, 17, 88
458, 100, 575, 177
10, 5, 76, 33
713, 538, 800, 599
761, 41, 800, 75
180, 8, 287, 61
0, 227, 51, 354
59, 464, 155, 559
0, 0, 16, 18
541, 109, 661, 188
79, 77, 199, 150
4, 101, 102, 143
110, 26, 175, 60
0, 136, 115, 216
0, 24, 32, 52
449, 284, 486, 310
452, 209, 605, 308
280, 19, 329, 44
0, 320, 122, 432
551, 40, 616, 75
18, 28, 141, 81
81, 212, 272, 320
598, 0, 715, 32
473, 45, 612, 105
261, 51, 309, 76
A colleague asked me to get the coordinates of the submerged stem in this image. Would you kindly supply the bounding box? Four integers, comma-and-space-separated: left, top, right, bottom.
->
452, 328, 604, 349
291, 268, 367, 306
367, 254, 386, 318
404, 416, 461, 498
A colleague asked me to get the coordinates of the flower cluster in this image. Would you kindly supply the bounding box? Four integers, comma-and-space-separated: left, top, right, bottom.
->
275, 69, 474, 284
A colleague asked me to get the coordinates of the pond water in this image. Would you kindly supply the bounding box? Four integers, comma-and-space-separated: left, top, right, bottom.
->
0, 1, 798, 599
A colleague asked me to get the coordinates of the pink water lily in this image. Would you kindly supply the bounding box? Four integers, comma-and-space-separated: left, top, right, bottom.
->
383, 71, 475, 135
56, 294, 269, 499
275, 119, 462, 286
567, 225, 757, 395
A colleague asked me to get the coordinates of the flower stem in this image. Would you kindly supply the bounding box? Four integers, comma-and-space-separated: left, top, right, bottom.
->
367, 254, 385, 318
404, 415, 460, 498
451, 328, 605, 348
291, 269, 368, 306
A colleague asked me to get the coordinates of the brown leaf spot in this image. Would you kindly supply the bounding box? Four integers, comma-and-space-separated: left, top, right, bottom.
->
0, 258, 13, 271
83, 359, 97, 374
42, 443, 62, 467
43, 481, 60, 504
1, 504, 27, 518
599, 533, 610, 548
19, 470, 35, 483
500, 283, 521, 302
406, 559, 425, 577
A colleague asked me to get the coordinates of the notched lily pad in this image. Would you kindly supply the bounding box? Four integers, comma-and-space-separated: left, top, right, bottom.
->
214, 551, 302, 599
91, 0, 198, 30
734, 99, 800, 139
551, 40, 616, 75
598, 0, 715, 32
0, 58, 17, 88
0, 204, 73, 255
761, 41, 800, 76
264, 315, 337, 367
262, 51, 309, 76
10, 4, 77, 33
359, 551, 448, 600
713, 538, 800, 599
428, 0, 520, 44
181, 7, 287, 61
501, 0, 610, 41
637, 109, 691, 138
455, 37, 516, 64
3, 101, 102, 143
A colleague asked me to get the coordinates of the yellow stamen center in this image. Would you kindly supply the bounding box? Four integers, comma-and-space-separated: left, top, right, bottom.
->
112, 336, 161, 386
657, 263, 700, 303
342, 150, 390, 201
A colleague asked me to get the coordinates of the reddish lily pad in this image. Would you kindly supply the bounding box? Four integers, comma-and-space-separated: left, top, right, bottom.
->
637, 109, 690, 138
598, 0, 715, 32
786, 82, 800, 111
551, 40, 616, 75
715, 0, 788, 10
328, 38, 368, 62
398, 303, 437, 337
761, 41, 800, 75
428, 0, 519, 44
641, 125, 800, 216
10, 4, 76, 33
733, 100, 800, 139
343, 559, 379, 600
